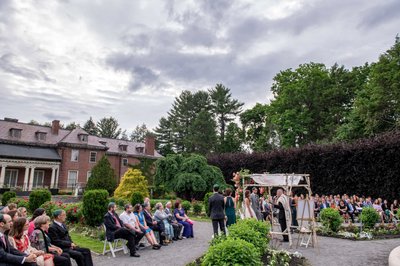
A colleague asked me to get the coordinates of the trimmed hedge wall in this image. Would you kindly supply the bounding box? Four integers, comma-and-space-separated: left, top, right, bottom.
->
208, 131, 400, 201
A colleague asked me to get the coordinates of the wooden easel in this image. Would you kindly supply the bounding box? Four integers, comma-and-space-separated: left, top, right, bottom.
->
296, 198, 318, 249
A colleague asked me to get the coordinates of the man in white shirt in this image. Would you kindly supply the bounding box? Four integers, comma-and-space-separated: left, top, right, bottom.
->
119, 204, 145, 247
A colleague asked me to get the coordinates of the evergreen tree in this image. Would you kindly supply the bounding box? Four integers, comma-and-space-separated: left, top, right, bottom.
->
86, 155, 117, 195
154, 117, 175, 156
209, 84, 244, 150
96, 117, 122, 138
185, 109, 217, 154
120, 130, 129, 140
219, 122, 244, 153
64, 122, 79, 130
130, 123, 149, 142
113, 169, 149, 200
83, 117, 98, 135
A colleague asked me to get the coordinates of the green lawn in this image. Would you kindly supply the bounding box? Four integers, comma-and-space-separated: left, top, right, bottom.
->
70, 232, 104, 254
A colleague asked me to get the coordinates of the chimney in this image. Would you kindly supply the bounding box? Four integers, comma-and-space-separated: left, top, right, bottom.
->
51, 120, 60, 135
144, 135, 155, 156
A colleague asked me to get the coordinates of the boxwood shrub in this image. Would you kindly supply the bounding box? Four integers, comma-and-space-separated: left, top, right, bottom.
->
181, 200, 192, 212
192, 201, 203, 215
202, 238, 262, 266
227, 220, 267, 254
361, 207, 380, 229
320, 208, 343, 232
2, 191, 16, 206
29, 189, 51, 213
83, 189, 109, 226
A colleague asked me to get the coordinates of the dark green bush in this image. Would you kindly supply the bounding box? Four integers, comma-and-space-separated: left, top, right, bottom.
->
130, 192, 144, 206
192, 201, 203, 215
320, 208, 343, 232
361, 207, 380, 229
85, 155, 117, 195
202, 238, 262, 266
227, 221, 267, 253
181, 200, 191, 212
83, 189, 109, 226
29, 189, 51, 213
238, 219, 270, 240
2, 191, 16, 206
203, 192, 213, 215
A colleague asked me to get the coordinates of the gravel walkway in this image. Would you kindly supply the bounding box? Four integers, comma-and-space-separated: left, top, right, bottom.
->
279, 234, 399, 266
92, 221, 213, 266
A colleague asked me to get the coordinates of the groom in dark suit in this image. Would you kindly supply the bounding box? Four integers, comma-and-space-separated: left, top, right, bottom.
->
48, 210, 93, 266
207, 184, 226, 236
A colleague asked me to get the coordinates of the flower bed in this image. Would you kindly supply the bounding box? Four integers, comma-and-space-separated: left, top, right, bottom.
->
316, 223, 400, 240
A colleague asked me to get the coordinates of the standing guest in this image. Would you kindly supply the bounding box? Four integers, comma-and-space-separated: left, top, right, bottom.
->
224, 188, 236, 227
250, 187, 262, 221
164, 202, 183, 241
29, 215, 71, 266
8, 217, 54, 266
133, 204, 160, 249
289, 194, 298, 227
261, 196, 272, 223
104, 203, 140, 257
207, 184, 226, 236
119, 204, 145, 248
0, 213, 38, 265
243, 190, 256, 219
18, 207, 28, 218
154, 203, 174, 243
174, 202, 194, 238
142, 203, 167, 246
273, 189, 289, 242
48, 210, 93, 266
28, 209, 46, 237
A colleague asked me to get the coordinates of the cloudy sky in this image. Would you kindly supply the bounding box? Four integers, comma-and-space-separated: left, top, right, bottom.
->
0, 0, 399, 132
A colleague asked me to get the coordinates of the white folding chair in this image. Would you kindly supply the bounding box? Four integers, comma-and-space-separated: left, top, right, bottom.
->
102, 224, 129, 257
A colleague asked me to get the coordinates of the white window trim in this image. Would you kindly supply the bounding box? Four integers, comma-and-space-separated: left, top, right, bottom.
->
89, 151, 97, 163
4, 169, 19, 187
87, 171, 91, 181
33, 170, 45, 189
122, 158, 128, 166
71, 149, 79, 162
67, 170, 79, 189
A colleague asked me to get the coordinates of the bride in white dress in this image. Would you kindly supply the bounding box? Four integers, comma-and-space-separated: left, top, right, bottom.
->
242, 190, 257, 219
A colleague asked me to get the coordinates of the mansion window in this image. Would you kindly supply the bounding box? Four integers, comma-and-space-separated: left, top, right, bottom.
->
136, 147, 144, 153
119, 144, 128, 152
33, 170, 44, 188
71, 149, 79, 162
4, 169, 18, 188
67, 171, 78, 189
36, 131, 47, 141
9, 128, 22, 138
78, 133, 88, 142
122, 158, 128, 166
89, 151, 97, 163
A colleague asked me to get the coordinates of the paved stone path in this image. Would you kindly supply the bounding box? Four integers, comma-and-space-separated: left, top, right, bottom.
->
279, 235, 399, 266
92, 221, 213, 266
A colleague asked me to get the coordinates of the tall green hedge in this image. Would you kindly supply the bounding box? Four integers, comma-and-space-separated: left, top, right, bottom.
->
208, 131, 400, 200
29, 189, 51, 212
82, 189, 109, 226
2, 191, 16, 206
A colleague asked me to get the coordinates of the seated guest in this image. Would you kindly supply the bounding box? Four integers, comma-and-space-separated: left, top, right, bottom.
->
381, 200, 390, 222
133, 204, 161, 249
119, 205, 146, 249
29, 215, 71, 266
391, 199, 399, 220
48, 210, 93, 266
104, 203, 140, 257
372, 199, 384, 223
345, 199, 355, 223
154, 203, 174, 243
8, 210, 19, 222
8, 204, 17, 212
142, 202, 167, 246
0, 213, 38, 265
9, 217, 54, 266
174, 202, 193, 238
338, 200, 348, 222
320, 198, 330, 210
28, 209, 46, 237
18, 207, 28, 218
165, 202, 183, 241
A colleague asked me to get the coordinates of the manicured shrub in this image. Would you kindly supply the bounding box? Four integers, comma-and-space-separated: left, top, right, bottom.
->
320, 208, 343, 232
227, 221, 267, 254
361, 207, 380, 229
40, 201, 66, 218
238, 218, 270, 240
192, 201, 203, 215
130, 192, 144, 206
181, 200, 191, 212
202, 238, 262, 266
114, 168, 149, 201
82, 189, 109, 226
203, 192, 213, 215
2, 191, 16, 206
29, 189, 51, 213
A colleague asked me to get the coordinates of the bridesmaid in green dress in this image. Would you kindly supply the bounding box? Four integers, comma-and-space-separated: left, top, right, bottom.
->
224, 188, 236, 226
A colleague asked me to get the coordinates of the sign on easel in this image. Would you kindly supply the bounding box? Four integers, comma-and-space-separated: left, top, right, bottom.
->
296, 200, 314, 221
296, 199, 317, 248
